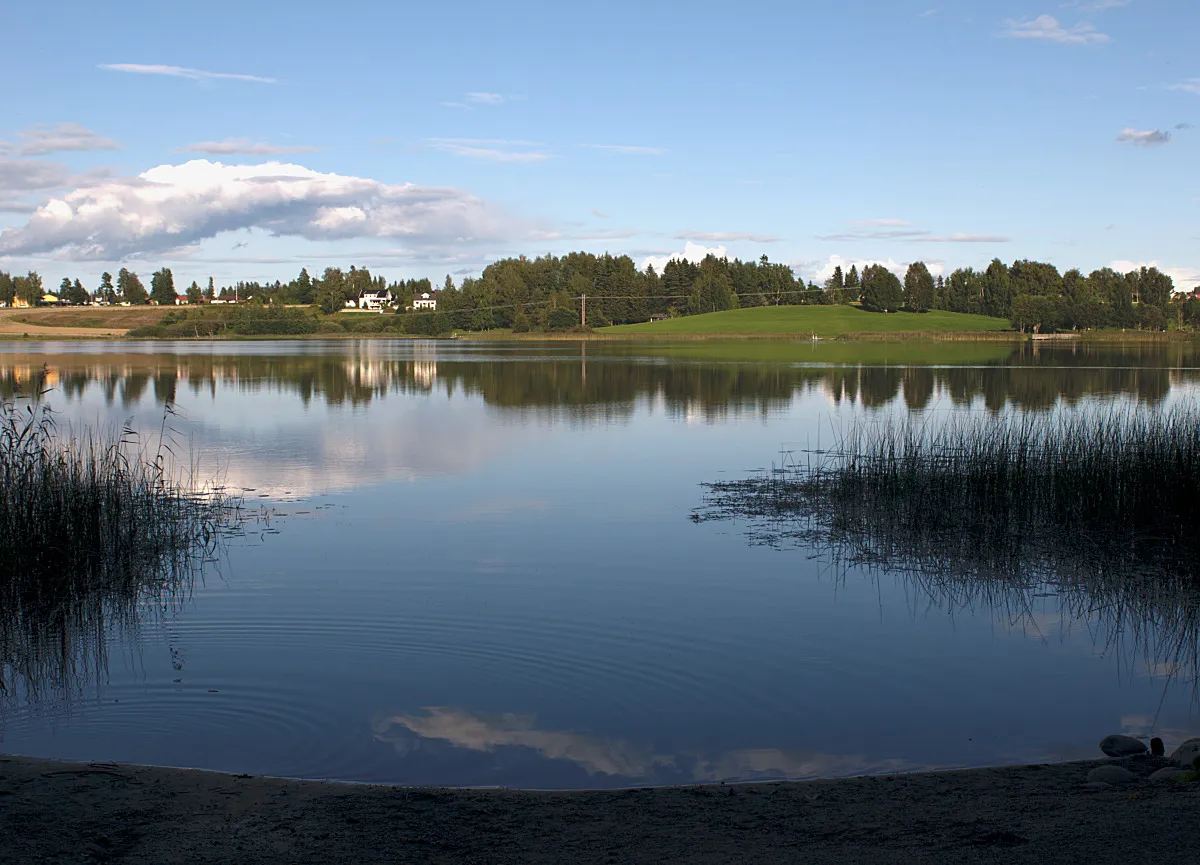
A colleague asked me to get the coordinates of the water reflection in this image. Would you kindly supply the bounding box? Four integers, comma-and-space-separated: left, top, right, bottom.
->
373, 707, 917, 785
1, 339, 1197, 418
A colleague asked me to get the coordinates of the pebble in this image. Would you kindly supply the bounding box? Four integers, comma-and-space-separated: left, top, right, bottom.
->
1149, 767, 1191, 783
1167, 738, 1200, 769
1087, 765, 1137, 785
1099, 734, 1147, 758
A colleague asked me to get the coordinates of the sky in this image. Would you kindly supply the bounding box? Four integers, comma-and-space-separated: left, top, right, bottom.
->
0, 0, 1196, 291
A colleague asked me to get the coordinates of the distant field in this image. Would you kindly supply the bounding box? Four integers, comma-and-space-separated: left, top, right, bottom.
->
9, 307, 178, 329
602, 306, 1013, 337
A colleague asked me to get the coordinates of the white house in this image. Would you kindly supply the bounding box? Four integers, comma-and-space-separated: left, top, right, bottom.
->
412, 291, 437, 310
358, 288, 394, 311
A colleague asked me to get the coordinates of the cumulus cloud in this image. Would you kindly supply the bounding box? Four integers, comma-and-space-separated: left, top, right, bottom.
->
801, 255, 944, 285
0, 159, 520, 261
99, 63, 276, 84
641, 240, 728, 273
1001, 15, 1111, 44
427, 138, 552, 163
0, 123, 121, 156
1116, 127, 1171, 146
677, 230, 781, 243
179, 138, 320, 155
579, 144, 667, 155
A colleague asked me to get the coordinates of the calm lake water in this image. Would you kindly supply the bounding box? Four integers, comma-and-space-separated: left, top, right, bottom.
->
2, 338, 1199, 789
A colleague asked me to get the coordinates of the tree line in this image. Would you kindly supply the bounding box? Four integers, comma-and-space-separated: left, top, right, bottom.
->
1, 252, 1189, 333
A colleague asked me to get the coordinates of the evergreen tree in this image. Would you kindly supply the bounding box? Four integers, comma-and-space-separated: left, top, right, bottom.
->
67, 278, 89, 305
118, 268, 147, 304
0, 271, 13, 306
187, 281, 203, 304
150, 267, 176, 306
205, 277, 216, 300
845, 265, 860, 288
903, 262, 935, 312
97, 272, 116, 304
860, 265, 903, 312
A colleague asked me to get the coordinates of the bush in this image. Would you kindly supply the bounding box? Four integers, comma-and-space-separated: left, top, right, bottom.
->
228, 306, 317, 335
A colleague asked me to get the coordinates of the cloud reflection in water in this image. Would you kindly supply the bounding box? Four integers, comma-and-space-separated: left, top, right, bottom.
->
373, 707, 917, 785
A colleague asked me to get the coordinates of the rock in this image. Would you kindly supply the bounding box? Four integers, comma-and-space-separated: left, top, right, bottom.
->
1099, 734, 1147, 758
1149, 767, 1191, 783
1168, 738, 1200, 769
1087, 765, 1137, 785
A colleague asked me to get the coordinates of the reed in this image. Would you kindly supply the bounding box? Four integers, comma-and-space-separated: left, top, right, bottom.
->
696, 404, 1200, 689
0, 397, 241, 703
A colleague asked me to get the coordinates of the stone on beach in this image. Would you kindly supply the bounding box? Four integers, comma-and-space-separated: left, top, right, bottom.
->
1098, 735, 1147, 758
1167, 738, 1200, 769
1149, 767, 1191, 783
1086, 765, 1137, 785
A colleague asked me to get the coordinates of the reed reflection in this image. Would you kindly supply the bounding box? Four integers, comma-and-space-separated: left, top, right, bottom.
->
694, 405, 1200, 697
0, 398, 252, 713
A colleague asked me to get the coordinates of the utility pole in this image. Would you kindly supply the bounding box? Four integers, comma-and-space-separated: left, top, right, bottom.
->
580, 293, 586, 328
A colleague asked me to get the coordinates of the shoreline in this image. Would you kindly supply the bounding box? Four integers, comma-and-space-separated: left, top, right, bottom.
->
3, 753, 1196, 863
0, 329, 1192, 345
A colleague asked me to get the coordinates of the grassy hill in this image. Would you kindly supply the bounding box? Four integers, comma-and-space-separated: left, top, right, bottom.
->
601, 305, 1012, 337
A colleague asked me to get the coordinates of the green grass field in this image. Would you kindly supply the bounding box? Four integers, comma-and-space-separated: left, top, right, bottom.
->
601, 305, 1012, 337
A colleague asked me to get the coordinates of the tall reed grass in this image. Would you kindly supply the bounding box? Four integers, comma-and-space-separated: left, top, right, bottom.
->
696, 404, 1200, 691
0, 396, 241, 703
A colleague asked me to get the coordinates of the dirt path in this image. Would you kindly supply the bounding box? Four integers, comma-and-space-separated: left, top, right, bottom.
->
1, 754, 1196, 863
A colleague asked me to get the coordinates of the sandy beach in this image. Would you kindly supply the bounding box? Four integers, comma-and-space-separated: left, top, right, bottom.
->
1, 753, 1195, 863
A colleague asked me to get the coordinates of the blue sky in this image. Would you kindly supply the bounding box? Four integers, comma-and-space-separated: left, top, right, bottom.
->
0, 0, 1196, 290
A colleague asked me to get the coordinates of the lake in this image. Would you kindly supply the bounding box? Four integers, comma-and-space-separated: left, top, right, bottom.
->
1, 338, 1198, 789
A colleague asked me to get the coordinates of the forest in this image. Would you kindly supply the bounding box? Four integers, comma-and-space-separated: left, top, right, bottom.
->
0, 251, 1191, 334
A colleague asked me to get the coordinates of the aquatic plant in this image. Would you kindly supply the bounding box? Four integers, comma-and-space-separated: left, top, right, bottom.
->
0, 394, 242, 703
694, 404, 1200, 691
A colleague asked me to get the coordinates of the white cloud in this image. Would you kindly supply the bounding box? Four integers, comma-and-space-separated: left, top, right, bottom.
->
1168, 79, 1200, 96
0, 123, 120, 156
1073, 0, 1130, 10
818, 220, 1009, 243
1001, 15, 1111, 44
818, 228, 932, 241
441, 92, 520, 109
913, 234, 1012, 243
99, 63, 276, 84
179, 138, 320, 155
641, 240, 728, 273
0, 159, 521, 261
579, 144, 667, 155
1116, 127, 1171, 146
427, 137, 552, 163
677, 230, 781, 243
0, 158, 71, 193
801, 255, 945, 285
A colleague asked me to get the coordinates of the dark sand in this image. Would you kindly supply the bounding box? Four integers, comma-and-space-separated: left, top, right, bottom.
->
1, 754, 1195, 863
